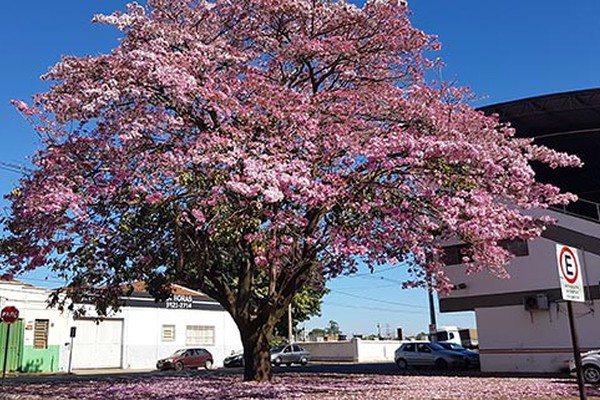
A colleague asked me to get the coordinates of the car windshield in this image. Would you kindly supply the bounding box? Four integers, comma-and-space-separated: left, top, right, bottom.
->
171, 349, 187, 357
439, 343, 464, 351
271, 345, 286, 353
428, 343, 446, 351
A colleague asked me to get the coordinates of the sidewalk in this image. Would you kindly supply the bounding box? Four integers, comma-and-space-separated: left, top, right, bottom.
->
71, 368, 154, 375
1, 368, 158, 385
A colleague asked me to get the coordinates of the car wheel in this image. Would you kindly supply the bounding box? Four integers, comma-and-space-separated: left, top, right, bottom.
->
273, 357, 282, 367
396, 358, 408, 370
583, 365, 600, 384
205, 360, 213, 370
300, 357, 308, 366
174, 361, 184, 372
435, 359, 448, 369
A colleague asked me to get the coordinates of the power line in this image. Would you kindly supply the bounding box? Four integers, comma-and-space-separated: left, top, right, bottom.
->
330, 282, 400, 290
329, 289, 427, 310
352, 274, 406, 285
349, 265, 398, 277
326, 301, 424, 315
0, 161, 30, 174
0, 165, 24, 175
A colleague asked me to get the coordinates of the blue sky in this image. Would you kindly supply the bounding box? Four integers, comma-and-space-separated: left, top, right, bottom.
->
1, 0, 600, 336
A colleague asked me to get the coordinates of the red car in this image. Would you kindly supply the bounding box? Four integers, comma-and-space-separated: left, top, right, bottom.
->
157, 348, 213, 371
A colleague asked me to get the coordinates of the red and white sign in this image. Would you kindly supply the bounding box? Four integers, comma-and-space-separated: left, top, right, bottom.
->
556, 244, 585, 302
0, 306, 19, 324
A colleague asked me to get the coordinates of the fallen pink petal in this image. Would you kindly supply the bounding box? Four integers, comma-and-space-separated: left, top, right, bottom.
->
4, 372, 600, 400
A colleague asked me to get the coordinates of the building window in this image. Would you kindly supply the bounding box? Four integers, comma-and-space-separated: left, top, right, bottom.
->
441, 244, 469, 266
34, 319, 49, 349
442, 239, 529, 265
162, 325, 176, 341
186, 325, 215, 346
499, 239, 529, 257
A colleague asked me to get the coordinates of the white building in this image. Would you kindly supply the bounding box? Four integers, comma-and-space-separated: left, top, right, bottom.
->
0, 280, 70, 373
440, 89, 600, 374
69, 282, 242, 370
0, 280, 242, 372
441, 208, 600, 373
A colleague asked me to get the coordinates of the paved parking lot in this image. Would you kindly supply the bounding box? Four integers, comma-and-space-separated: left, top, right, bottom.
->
2, 363, 598, 399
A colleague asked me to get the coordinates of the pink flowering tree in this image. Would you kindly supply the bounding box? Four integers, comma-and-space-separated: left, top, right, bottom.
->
2, 0, 579, 382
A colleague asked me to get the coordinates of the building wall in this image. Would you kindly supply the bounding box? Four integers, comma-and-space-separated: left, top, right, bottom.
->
301, 340, 357, 361
476, 303, 599, 373
301, 338, 403, 362
440, 209, 600, 373
357, 339, 401, 362
444, 211, 600, 299
119, 306, 242, 369
0, 281, 69, 373
2, 281, 243, 372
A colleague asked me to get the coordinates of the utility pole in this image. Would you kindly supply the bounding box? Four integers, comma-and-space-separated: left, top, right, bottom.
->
288, 303, 293, 343
428, 275, 438, 342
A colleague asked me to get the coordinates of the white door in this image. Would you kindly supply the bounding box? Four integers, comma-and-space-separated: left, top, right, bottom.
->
71, 319, 123, 369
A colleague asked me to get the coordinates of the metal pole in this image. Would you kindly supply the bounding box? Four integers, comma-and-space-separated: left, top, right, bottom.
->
567, 301, 587, 400
68, 336, 74, 374
288, 303, 293, 343
1, 324, 11, 387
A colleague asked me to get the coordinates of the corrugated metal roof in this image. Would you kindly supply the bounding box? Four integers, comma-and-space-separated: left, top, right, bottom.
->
479, 88, 600, 203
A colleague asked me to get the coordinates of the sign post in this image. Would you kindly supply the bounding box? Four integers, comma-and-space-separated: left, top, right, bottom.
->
68, 327, 77, 374
1, 306, 19, 388
556, 244, 586, 400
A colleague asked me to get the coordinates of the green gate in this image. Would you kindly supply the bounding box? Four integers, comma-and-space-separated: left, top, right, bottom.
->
0, 319, 24, 372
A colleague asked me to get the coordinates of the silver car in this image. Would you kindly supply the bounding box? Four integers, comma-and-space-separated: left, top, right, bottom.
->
394, 341, 467, 369
270, 344, 310, 366
569, 350, 600, 384
437, 342, 480, 368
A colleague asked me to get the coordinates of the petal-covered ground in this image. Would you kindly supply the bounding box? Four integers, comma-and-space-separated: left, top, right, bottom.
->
3, 372, 600, 400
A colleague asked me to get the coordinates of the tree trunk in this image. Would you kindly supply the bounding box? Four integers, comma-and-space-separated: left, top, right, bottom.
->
240, 322, 275, 382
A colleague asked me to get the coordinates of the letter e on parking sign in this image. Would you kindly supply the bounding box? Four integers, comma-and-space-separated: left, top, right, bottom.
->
556, 244, 585, 302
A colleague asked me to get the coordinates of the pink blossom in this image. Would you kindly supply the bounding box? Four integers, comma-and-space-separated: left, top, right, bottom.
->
191, 209, 206, 224
263, 187, 284, 203
10, 99, 36, 116
254, 255, 268, 267
145, 192, 164, 205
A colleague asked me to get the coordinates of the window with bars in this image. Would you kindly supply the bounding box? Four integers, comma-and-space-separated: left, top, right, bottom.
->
185, 325, 215, 346
34, 319, 49, 349
162, 325, 176, 341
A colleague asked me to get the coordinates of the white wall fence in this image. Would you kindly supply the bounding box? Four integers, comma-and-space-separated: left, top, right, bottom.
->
300, 338, 403, 362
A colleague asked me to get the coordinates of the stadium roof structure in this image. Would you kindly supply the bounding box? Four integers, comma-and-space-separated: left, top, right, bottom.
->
479, 88, 600, 215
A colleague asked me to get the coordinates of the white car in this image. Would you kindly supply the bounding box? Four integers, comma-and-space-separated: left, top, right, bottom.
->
569, 350, 600, 384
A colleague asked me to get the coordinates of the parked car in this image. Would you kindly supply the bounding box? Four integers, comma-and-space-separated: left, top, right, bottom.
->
394, 341, 468, 370
270, 344, 310, 366
437, 342, 480, 368
157, 348, 213, 371
224, 350, 244, 368
569, 350, 600, 384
